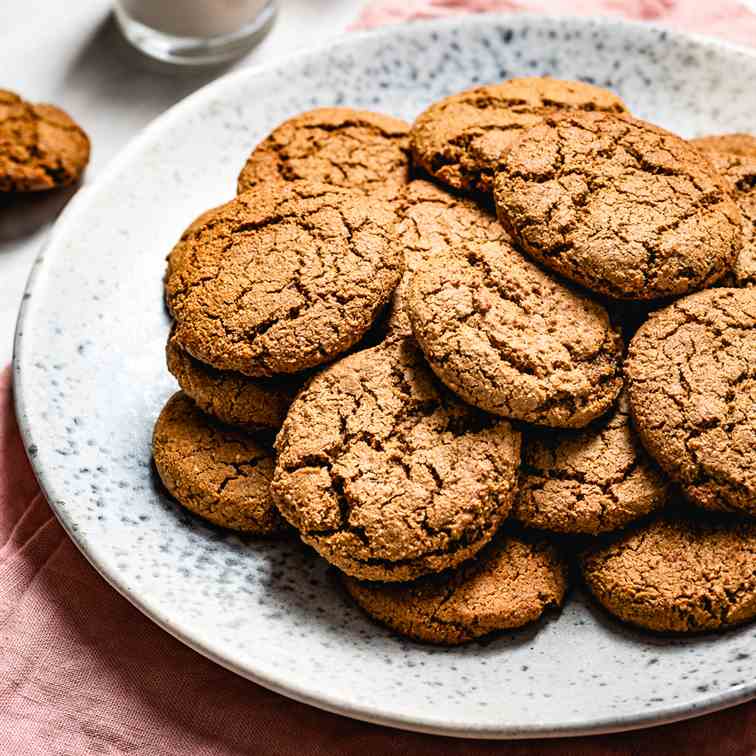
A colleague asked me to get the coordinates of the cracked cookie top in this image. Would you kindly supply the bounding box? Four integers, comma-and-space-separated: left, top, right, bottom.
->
236, 107, 411, 196
152, 392, 288, 534
165, 181, 402, 377
410, 77, 627, 194
494, 111, 743, 299
342, 532, 567, 645
691, 137, 756, 288
626, 287, 756, 514
165, 329, 303, 430
406, 239, 624, 427
581, 513, 756, 633
271, 337, 521, 582
513, 392, 668, 534
0, 89, 90, 192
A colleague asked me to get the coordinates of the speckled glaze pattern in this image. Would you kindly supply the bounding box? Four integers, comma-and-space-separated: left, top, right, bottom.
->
13, 15, 756, 739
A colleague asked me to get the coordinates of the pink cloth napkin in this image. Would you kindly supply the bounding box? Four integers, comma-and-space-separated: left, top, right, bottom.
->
3, 3, 756, 753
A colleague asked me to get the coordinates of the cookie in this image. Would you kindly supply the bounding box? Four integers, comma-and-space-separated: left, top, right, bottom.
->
410, 77, 627, 194
0, 89, 90, 192
343, 532, 567, 645
406, 242, 624, 427
513, 393, 668, 534
626, 288, 756, 514
691, 133, 756, 160
494, 111, 742, 299
692, 137, 756, 287
382, 179, 512, 340
581, 513, 756, 633
165, 181, 402, 377
237, 107, 410, 196
166, 330, 302, 430
152, 392, 288, 534
272, 337, 521, 582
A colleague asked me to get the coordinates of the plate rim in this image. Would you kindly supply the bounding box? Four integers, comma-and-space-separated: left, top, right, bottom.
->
12, 12, 756, 740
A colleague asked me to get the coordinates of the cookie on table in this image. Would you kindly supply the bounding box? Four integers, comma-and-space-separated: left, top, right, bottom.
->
494, 111, 742, 300
343, 532, 567, 645
691, 135, 756, 288
237, 107, 410, 196
166, 330, 303, 431
581, 513, 756, 633
165, 181, 402, 377
272, 337, 521, 582
0, 89, 90, 192
406, 240, 624, 428
410, 77, 627, 194
152, 392, 288, 534
625, 287, 756, 515
514, 393, 668, 534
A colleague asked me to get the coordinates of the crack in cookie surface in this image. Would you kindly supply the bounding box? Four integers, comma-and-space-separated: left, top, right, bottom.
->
271, 337, 521, 582
625, 287, 756, 514
165, 181, 402, 377
494, 112, 743, 299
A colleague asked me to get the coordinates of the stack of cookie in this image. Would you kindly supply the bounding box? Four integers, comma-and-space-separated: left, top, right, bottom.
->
153, 78, 756, 645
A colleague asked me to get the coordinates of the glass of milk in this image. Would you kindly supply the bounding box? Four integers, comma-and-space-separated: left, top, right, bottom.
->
114, 0, 277, 65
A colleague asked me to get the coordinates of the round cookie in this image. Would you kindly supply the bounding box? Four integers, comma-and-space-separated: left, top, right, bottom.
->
165, 331, 303, 430
165, 181, 402, 377
625, 287, 756, 514
343, 533, 567, 645
513, 393, 668, 534
410, 77, 627, 194
152, 392, 288, 534
0, 89, 90, 192
691, 137, 756, 287
237, 107, 410, 196
494, 111, 743, 299
406, 243, 624, 427
581, 513, 756, 633
272, 337, 522, 582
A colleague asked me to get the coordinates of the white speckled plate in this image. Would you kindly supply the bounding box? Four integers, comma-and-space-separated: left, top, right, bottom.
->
13, 14, 756, 739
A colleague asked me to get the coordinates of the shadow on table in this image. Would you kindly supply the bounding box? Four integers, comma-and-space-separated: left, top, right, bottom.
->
0, 186, 78, 246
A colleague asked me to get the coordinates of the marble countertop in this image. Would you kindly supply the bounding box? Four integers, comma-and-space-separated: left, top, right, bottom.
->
0, 0, 365, 364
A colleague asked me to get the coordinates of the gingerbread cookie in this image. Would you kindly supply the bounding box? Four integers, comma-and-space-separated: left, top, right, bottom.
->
582, 513, 756, 633
514, 393, 668, 534
692, 136, 756, 287
494, 112, 742, 299
0, 89, 90, 192
165, 181, 402, 376
166, 330, 303, 430
626, 287, 756, 514
343, 532, 567, 645
272, 337, 521, 582
410, 77, 627, 194
406, 242, 624, 427
237, 107, 410, 196
152, 392, 288, 534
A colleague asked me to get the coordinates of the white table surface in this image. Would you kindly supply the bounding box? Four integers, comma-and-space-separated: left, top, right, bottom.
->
0, 0, 366, 365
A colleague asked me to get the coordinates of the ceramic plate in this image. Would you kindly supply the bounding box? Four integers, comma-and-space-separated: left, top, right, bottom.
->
13, 15, 756, 739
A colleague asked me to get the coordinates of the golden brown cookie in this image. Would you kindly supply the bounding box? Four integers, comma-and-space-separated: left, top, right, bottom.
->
406, 242, 624, 428
410, 77, 627, 194
165, 181, 402, 377
692, 136, 756, 288
237, 107, 410, 195
513, 393, 668, 534
494, 112, 742, 300
272, 337, 521, 582
166, 330, 303, 430
343, 532, 567, 645
626, 288, 756, 514
152, 392, 288, 534
0, 89, 90, 192
581, 513, 756, 633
